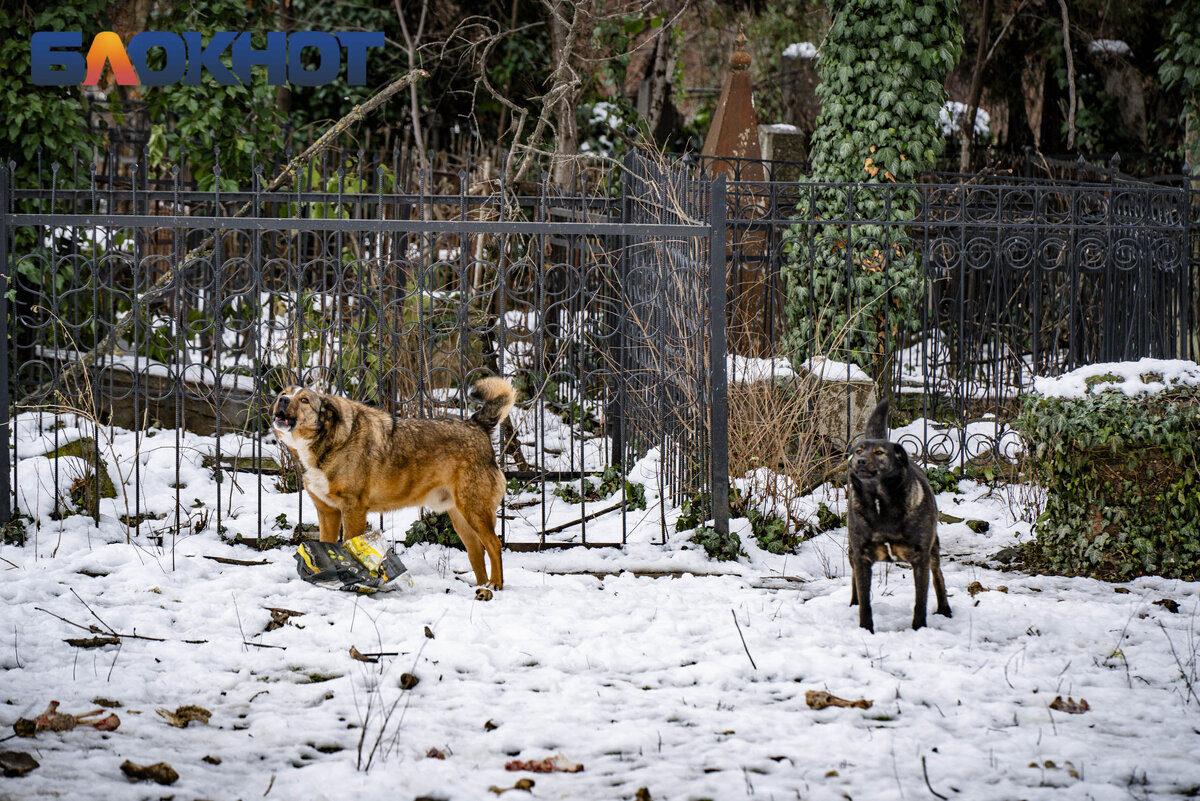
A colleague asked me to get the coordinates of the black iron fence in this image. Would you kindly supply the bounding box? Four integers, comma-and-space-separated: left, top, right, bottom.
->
2, 145, 1197, 545
707, 158, 1196, 461
0, 151, 729, 544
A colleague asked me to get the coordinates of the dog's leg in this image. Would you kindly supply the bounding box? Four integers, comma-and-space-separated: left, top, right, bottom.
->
852, 555, 874, 633
467, 509, 504, 591
339, 501, 368, 542
312, 495, 343, 544
447, 508, 490, 587
911, 554, 931, 630
930, 543, 952, 618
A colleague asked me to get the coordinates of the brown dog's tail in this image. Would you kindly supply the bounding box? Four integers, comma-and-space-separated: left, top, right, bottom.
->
864, 399, 889, 439
469, 376, 516, 433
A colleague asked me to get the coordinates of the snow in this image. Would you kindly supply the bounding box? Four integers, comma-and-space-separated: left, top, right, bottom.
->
801, 355, 871, 384
1032, 358, 1200, 399
939, 101, 991, 138
783, 42, 818, 60
1089, 39, 1132, 57
4, 412, 1200, 800
728, 354, 794, 383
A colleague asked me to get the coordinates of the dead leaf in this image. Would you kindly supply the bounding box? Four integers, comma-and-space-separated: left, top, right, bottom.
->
424, 625, 435, 639
863, 157, 879, 178
1049, 696, 1090, 715
65, 637, 120, 648
156, 705, 211, 728
484, 719, 501, 732
202, 755, 221, 765
805, 690, 872, 710
505, 753, 584, 773
264, 608, 304, 632
426, 747, 446, 759
14, 701, 119, 736
349, 646, 378, 664
120, 760, 178, 786
1154, 599, 1180, 614
0, 750, 39, 777
399, 673, 420, 690
967, 581, 1008, 598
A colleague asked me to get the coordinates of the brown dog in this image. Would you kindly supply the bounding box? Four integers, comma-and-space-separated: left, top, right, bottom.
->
270, 377, 515, 590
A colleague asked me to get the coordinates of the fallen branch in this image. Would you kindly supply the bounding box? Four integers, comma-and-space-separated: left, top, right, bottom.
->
204, 555, 270, 566
32, 68, 428, 400
37, 605, 206, 645
539, 500, 626, 536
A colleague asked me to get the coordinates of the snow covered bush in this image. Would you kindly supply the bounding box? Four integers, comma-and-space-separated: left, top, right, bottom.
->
1015, 360, 1200, 581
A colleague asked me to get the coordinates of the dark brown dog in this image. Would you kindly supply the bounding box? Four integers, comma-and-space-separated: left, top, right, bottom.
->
270, 377, 515, 590
847, 400, 951, 632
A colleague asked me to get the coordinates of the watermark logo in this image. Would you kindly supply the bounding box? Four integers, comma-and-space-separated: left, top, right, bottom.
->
31, 31, 384, 87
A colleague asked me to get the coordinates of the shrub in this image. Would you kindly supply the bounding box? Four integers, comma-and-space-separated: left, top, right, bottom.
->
924, 466, 961, 495
691, 526, 745, 562
404, 512, 463, 550
678, 488, 841, 556
1015, 366, 1200, 580
552, 466, 647, 511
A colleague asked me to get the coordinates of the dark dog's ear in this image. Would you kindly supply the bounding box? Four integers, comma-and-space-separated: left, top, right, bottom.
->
864, 400, 889, 440
892, 442, 909, 465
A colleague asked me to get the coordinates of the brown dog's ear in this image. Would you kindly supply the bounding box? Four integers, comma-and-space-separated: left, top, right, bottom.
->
316, 394, 339, 432
892, 442, 909, 465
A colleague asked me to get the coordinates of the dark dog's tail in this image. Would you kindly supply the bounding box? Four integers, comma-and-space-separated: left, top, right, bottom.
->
864, 399, 889, 439
469, 377, 516, 433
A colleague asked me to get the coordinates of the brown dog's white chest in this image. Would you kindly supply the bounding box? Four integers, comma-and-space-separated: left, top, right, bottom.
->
278, 434, 336, 506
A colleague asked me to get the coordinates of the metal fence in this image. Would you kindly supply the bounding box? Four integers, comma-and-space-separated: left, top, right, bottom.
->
3, 145, 1197, 545
704, 159, 1196, 461
0, 151, 730, 543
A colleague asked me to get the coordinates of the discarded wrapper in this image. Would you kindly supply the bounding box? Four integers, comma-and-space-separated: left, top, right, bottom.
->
295, 531, 413, 593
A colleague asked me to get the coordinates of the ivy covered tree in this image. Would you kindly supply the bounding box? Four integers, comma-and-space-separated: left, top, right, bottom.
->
782, 0, 962, 382
1158, 0, 1200, 179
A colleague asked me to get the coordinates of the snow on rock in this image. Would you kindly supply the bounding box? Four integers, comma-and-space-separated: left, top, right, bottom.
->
728, 354, 794, 383
1032, 358, 1200, 399
800, 355, 871, 384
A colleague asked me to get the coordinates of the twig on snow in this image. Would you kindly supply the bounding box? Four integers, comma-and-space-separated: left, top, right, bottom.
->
731, 609, 757, 671
922, 755, 948, 800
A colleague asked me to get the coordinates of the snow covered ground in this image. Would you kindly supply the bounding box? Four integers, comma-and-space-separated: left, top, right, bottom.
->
3, 417, 1200, 800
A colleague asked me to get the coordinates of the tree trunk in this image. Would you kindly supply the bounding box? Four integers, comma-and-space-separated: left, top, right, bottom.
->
548, 1, 579, 190
1021, 57, 1045, 151
959, 0, 994, 173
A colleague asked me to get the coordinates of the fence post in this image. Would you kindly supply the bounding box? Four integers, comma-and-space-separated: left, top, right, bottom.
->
709, 174, 729, 535
0, 164, 10, 525
607, 152, 632, 469
1183, 162, 1195, 361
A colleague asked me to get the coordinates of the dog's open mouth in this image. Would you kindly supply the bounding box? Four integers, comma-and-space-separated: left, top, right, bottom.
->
273, 413, 296, 432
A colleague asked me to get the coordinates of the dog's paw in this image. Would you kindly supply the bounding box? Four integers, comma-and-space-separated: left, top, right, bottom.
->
474, 587, 494, 602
